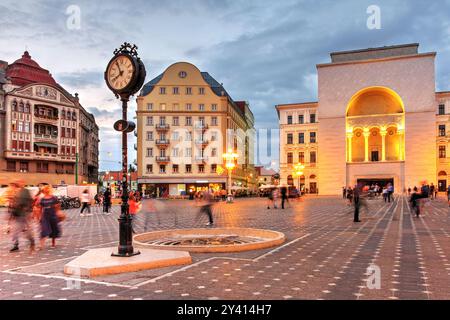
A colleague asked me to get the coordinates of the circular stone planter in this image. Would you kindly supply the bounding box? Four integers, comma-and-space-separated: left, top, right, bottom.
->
133, 228, 286, 253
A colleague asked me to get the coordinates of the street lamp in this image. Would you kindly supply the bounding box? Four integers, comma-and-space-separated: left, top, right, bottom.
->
223, 148, 238, 203
293, 162, 305, 194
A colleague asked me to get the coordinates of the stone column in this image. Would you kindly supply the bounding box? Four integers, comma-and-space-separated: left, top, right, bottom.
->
397, 129, 404, 161
363, 129, 370, 162
346, 133, 353, 162
380, 128, 387, 161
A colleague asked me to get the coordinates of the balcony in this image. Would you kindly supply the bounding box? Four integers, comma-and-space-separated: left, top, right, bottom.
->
195, 139, 209, 146
195, 123, 209, 130
155, 156, 170, 163
155, 139, 170, 148
34, 113, 59, 124
195, 156, 209, 163
34, 133, 58, 143
155, 124, 170, 131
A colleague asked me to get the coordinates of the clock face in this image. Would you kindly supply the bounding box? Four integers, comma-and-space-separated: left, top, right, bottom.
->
106, 55, 135, 91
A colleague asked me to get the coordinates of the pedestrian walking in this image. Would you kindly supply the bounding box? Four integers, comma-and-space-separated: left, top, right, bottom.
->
267, 188, 274, 209
430, 183, 435, 200
407, 187, 411, 196
8, 179, 35, 253
272, 188, 279, 209
342, 186, 347, 199
39, 185, 61, 250
197, 190, 214, 226
447, 185, 450, 207
410, 187, 421, 217
103, 188, 111, 214
128, 192, 141, 233
280, 186, 288, 209
80, 189, 92, 216
353, 184, 367, 222
382, 187, 388, 202
346, 187, 353, 205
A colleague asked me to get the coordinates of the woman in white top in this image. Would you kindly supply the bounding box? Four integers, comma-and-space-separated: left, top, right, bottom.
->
80, 189, 92, 216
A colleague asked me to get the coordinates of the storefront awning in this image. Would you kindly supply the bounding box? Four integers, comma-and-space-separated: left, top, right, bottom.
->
34, 142, 58, 148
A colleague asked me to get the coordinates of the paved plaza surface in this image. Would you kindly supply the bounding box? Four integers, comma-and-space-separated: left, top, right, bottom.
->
1, 195, 450, 300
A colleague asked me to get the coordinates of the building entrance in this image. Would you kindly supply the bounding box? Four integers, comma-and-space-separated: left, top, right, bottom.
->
356, 178, 394, 189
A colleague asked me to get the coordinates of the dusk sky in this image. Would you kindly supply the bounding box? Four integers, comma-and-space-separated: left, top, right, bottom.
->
1, 0, 449, 171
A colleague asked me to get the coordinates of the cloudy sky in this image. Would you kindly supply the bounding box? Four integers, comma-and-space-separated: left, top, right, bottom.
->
1, 0, 449, 171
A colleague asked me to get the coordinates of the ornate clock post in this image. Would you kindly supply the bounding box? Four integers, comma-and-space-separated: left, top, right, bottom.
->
105, 43, 146, 257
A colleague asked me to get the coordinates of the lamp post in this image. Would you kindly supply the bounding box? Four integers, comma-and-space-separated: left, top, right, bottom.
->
293, 162, 305, 195
223, 148, 238, 203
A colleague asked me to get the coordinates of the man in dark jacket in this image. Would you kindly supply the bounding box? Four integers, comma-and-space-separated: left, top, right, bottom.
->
280, 187, 288, 209
9, 179, 35, 253
103, 188, 111, 214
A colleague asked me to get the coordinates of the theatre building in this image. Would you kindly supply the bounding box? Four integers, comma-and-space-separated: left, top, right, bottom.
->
277, 43, 450, 195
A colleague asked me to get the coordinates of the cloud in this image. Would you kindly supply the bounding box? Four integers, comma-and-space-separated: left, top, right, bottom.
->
1, 0, 449, 170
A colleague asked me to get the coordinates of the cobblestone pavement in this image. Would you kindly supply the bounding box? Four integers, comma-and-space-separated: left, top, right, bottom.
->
1, 195, 450, 300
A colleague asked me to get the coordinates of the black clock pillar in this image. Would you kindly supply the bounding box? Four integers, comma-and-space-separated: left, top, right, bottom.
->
105, 42, 146, 257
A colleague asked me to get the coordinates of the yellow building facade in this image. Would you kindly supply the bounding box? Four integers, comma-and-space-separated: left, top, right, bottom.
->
278, 44, 450, 195
136, 62, 256, 197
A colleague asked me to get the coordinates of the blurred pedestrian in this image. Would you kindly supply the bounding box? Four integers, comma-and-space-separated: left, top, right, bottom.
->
128, 192, 141, 233
143, 196, 158, 231
103, 188, 111, 214
410, 186, 421, 217
39, 185, 61, 249
80, 189, 92, 216
267, 188, 274, 209
9, 179, 35, 253
197, 190, 214, 226
280, 186, 288, 209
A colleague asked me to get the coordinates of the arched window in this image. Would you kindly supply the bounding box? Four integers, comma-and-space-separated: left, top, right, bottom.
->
287, 175, 294, 185
11, 100, 17, 111
438, 171, 447, 176
18, 101, 24, 112
24, 103, 30, 113
310, 174, 317, 180
72, 112, 77, 121
62, 110, 66, 119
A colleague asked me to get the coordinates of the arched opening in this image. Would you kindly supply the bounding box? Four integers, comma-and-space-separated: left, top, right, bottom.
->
346, 87, 405, 163
287, 175, 294, 186
438, 171, 447, 176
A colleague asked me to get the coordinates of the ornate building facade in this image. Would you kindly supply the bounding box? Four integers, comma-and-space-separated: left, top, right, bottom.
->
0, 51, 99, 186
278, 44, 450, 195
136, 62, 256, 197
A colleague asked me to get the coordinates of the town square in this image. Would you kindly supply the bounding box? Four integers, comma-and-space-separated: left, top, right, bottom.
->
1, 0, 450, 310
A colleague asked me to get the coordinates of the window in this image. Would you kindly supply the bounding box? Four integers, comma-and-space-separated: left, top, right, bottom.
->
160, 103, 166, 111
6, 160, 15, 172
211, 117, 218, 126
24, 103, 30, 113
198, 164, 205, 173
146, 164, 153, 173
173, 87, 179, 94
159, 116, 166, 125
287, 115, 293, 124
146, 116, 153, 126
199, 104, 205, 111
287, 133, 293, 144
186, 103, 192, 111
146, 148, 153, 157
439, 125, 446, 137
173, 103, 179, 111
147, 103, 153, 111
159, 87, 166, 94
211, 148, 217, 157
172, 148, 179, 157
172, 164, 179, 173
298, 152, 304, 163
211, 164, 217, 173
19, 162, 28, 173
310, 132, 317, 143
186, 148, 192, 157
24, 123, 29, 133
37, 162, 49, 173
186, 117, 192, 126
199, 87, 205, 95
186, 131, 192, 141
287, 152, 293, 164
212, 104, 217, 111
439, 146, 446, 158
298, 115, 304, 124
211, 132, 217, 141
199, 117, 205, 125
146, 131, 153, 141
439, 104, 445, 115
172, 132, 179, 141
299, 132, 305, 144
310, 114, 316, 123
186, 87, 192, 95
186, 164, 192, 173
173, 117, 179, 126
310, 151, 317, 163
159, 165, 166, 173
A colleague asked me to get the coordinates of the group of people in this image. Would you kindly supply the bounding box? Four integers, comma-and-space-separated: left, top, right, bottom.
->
79, 188, 116, 216
343, 183, 395, 204
266, 186, 290, 210
3, 180, 62, 253
409, 183, 441, 217
407, 183, 438, 200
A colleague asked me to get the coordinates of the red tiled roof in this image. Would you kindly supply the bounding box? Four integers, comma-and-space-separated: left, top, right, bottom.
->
6, 51, 57, 86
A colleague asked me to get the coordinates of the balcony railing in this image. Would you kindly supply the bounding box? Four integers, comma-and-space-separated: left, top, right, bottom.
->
155, 156, 170, 163
195, 139, 209, 145
34, 133, 58, 142
34, 113, 59, 121
155, 139, 170, 146
155, 124, 170, 130
195, 123, 209, 130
